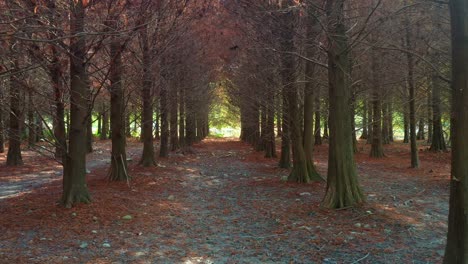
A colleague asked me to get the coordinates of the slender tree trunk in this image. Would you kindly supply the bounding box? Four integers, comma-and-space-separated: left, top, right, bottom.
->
388, 101, 394, 142
170, 85, 179, 151
7, 60, 23, 166
264, 92, 276, 158
159, 85, 169, 157
139, 25, 155, 166
100, 105, 109, 140
405, 12, 420, 168
322, 0, 364, 208
107, 18, 129, 182
155, 100, 160, 140
279, 83, 291, 168
366, 99, 373, 144
314, 89, 322, 145
276, 95, 282, 138
430, 73, 446, 151
179, 86, 185, 148
443, 0, 468, 261
417, 117, 425, 140
360, 99, 368, 139
28, 91, 35, 149
97, 111, 102, 136
370, 52, 384, 158
427, 89, 433, 143
403, 100, 410, 143
61, 0, 91, 207
323, 98, 329, 139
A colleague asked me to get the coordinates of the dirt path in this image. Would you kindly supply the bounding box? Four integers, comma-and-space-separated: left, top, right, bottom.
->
0, 138, 448, 263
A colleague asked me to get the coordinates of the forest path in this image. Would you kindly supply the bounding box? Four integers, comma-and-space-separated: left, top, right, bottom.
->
0, 138, 449, 263
0, 140, 143, 200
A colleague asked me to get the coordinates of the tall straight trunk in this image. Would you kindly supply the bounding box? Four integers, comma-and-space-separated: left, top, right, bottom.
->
61, 0, 91, 207
155, 100, 160, 140
403, 101, 410, 143
279, 84, 291, 168
28, 91, 35, 149
169, 85, 179, 151
97, 112, 101, 135
276, 95, 282, 138
107, 18, 129, 182
139, 25, 155, 166
443, 0, 468, 261
35, 117, 43, 142
264, 92, 276, 158
404, 12, 420, 168
323, 98, 329, 139
430, 73, 446, 151
370, 51, 384, 158
382, 101, 390, 144
179, 86, 185, 147
360, 99, 368, 139
100, 105, 109, 140
314, 89, 322, 145
427, 89, 433, 143
417, 117, 425, 140
7, 63, 23, 166
322, 0, 364, 208
366, 99, 373, 144
159, 85, 169, 157
388, 101, 394, 142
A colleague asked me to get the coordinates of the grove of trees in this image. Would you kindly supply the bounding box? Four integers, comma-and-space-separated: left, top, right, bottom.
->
0, 0, 466, 261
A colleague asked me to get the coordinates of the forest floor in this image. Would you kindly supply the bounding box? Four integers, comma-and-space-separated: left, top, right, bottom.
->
0, 138, 449, 263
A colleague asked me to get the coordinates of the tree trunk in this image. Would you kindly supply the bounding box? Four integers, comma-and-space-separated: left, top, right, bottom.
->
417, 117, 425, 140
159, 85, 169, 157
278, 83, 291, 168
100, 105, 109, 140
107, 18, 129, 182
382, 101, 390, 145
314, 89, 322, 145
28, 91, 35, 149
61, 0, 91, 207
7, 60, 23, 166
264, 92, 276, 158
179, 86, 185, 148
323, 98, 329, 139
430, 72, 446, 151
443, 0, 468, 261
405, 12, 420, 168
360, 99, 368, 139
388, 101, 394, 142
139, 25, 155, 166
86, 109, 93, 153
427, 89, 433, 144
366, 99, 373, 144
322, 0, 364, 208
170, 85, 179, 151
370, 52, 384, 158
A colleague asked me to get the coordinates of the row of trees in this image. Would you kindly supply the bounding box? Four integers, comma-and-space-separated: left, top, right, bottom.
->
0, 0, 219, 207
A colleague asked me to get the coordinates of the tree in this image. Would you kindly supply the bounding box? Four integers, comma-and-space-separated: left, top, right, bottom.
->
443, 0, 468, 262
61, 0, 91, 207
107, 9, 129, 182
322, 0, 364, 208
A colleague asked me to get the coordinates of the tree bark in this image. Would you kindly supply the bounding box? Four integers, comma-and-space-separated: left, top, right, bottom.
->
404, 11, 420, 168
7, 59, 23, 166
169, 84, 179, 151
159, 84, 169, 157
322, 0, 364, 208
430, 74, 446, 151
107, 17, 129, 182
370, 51, 384, 158
0, 85, 4, 154
314, 89, 322, 145
360, 99, 368, 139
27, 90, 35, 149
139, 25, 155, 166
443, 0, 468, 261
100, 104, 109, 140
61, 0, 91, 207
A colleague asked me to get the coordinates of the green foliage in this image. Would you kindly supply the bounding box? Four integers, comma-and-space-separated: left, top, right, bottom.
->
209, 81, 240, 131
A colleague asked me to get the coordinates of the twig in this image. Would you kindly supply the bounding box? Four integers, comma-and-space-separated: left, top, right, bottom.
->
351, 253, 370, 264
